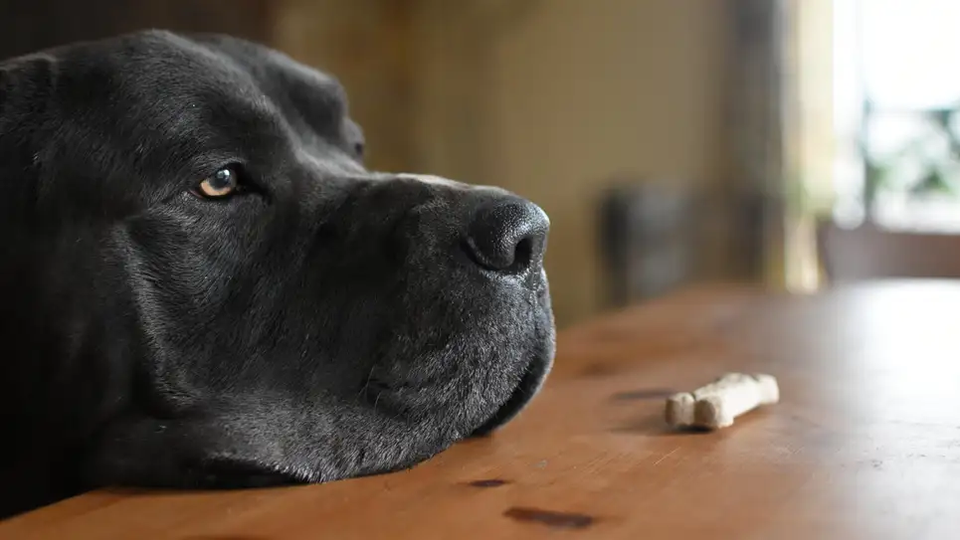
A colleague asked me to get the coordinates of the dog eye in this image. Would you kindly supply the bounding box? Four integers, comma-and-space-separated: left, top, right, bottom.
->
195, 167, 240, 198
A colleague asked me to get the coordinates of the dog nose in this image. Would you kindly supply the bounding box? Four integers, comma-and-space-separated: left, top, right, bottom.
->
465, 197, 549, 273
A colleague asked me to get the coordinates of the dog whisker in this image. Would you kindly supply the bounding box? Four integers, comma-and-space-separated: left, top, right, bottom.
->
357, 364, 377, 400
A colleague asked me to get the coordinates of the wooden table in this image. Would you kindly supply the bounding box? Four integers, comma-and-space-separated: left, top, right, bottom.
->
4, 281, 960, 539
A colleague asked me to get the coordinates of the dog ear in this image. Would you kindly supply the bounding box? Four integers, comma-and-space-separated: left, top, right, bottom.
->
0, 52, 57, 131
0, 53, 58, 217
0, 53, 57, 168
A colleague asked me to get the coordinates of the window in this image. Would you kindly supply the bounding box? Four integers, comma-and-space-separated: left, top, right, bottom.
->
833, 0, 960, 232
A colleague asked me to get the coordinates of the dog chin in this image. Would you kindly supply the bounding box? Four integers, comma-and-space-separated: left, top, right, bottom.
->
471, 347, 554, 436
471, 316, 556, 436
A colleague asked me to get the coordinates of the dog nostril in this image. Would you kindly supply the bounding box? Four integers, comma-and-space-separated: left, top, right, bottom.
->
465, 198, 549, 274
513, 237, 533, 270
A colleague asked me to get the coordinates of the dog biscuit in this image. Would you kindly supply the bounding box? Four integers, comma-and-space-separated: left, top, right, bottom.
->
665, 373, 778, 429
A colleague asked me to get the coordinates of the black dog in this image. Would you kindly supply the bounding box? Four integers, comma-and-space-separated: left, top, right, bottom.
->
0, 30, 554, 518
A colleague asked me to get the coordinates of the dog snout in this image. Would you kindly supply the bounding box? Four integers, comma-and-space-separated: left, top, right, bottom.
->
464, 197, 549, 274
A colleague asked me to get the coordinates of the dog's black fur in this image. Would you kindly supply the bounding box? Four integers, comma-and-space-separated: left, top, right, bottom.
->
0, 30, 554, 518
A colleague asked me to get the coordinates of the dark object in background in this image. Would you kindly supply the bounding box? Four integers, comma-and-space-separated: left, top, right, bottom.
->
598, 179, 772, 307
599, 182, 697, 306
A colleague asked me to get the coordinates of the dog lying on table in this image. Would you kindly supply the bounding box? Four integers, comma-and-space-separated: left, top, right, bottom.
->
0, 30, 554, 518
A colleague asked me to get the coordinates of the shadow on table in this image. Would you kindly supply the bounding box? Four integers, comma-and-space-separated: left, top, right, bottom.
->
610, 415, 710, 437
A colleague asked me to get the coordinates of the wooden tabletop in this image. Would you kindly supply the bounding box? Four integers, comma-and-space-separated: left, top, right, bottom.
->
4, 280, 960, 539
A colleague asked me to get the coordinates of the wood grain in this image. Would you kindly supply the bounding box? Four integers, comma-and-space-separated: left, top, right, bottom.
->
3, 280, 960, 539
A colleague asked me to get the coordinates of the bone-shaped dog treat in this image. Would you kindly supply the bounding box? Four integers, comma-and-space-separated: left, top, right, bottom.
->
664, 373, 779, 429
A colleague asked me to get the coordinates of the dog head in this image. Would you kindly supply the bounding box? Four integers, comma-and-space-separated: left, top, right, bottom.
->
0, 30, 553, 514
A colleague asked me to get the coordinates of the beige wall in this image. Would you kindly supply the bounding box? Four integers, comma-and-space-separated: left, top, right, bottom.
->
272, 0, 418, 173
414, 0, 732, 327
272, 0, 732, 328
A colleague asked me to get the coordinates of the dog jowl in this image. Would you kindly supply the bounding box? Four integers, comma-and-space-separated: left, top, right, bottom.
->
0, 30, 554, 517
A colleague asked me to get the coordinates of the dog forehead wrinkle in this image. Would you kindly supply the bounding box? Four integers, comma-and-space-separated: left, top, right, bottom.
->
297, 147, 365, 178
194, 34, 350, 138
90, 33, 293, 155
194, 32, 348, 105
284, 59, 348, 111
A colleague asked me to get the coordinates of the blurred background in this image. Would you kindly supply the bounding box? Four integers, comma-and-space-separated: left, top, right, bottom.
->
3, 0, 959, 329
